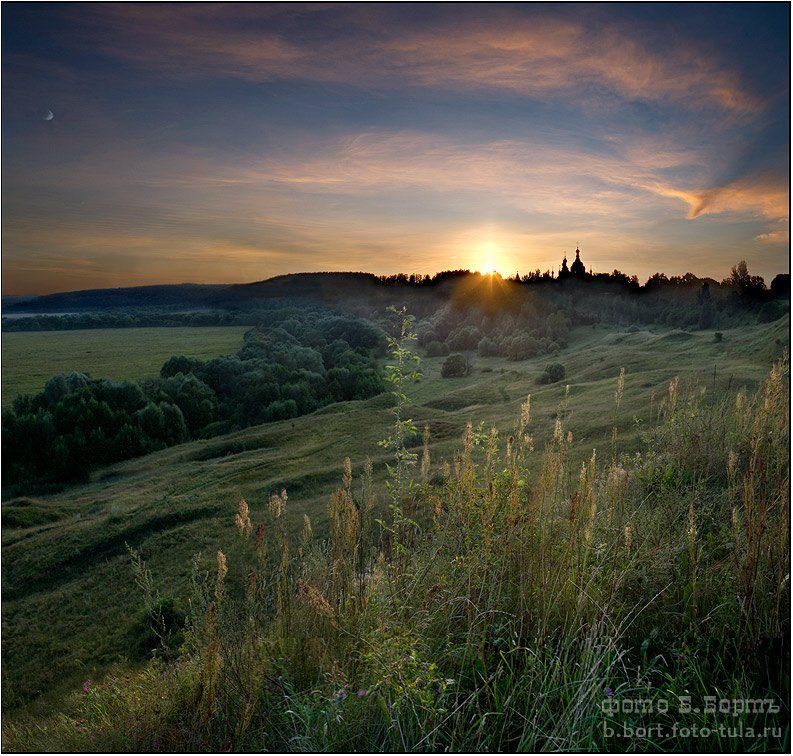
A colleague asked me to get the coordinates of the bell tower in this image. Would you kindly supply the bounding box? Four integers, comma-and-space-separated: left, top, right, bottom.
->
570, 245, 585, 277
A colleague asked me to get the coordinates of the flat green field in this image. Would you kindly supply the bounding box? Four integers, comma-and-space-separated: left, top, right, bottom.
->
1, 326, 247, 407
1, 318, 787, 714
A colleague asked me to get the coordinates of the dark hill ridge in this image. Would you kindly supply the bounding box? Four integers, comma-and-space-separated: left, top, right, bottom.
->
4, 272, 443, 314
5, 275, 386, 313
228, 271, 383, 301
5, 271, 548, 314
4, 283, 230, 313
5, 268, 788, 318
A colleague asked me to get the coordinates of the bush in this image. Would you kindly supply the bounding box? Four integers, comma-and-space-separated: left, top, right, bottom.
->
477, 336, 500, 357
539, 362, 566, 384
425, 340, 448, 357
447, 326, 481, 352
441, 353, 469, 378
128, 596, 185, 661
758, 301, 785, 323
714, 331, 723, 342
505, 334, 540, 361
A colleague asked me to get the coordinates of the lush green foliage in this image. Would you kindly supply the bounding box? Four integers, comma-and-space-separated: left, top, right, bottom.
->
2, 311, 386, 490
539, 362, 567, 384
2, 326, 247, 408
440, 353, 469, 378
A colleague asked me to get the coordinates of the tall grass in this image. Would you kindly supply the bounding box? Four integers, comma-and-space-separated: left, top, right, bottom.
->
4, 339, 789, 752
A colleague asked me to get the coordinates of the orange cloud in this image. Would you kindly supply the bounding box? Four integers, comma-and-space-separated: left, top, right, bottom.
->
653, 176, 788, 223
73, 7, 758, 112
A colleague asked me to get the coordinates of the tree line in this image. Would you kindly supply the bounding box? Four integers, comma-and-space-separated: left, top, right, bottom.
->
2, 310, 387, 492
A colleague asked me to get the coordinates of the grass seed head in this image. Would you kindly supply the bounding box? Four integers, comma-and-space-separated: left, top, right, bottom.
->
234, 498, 252, 538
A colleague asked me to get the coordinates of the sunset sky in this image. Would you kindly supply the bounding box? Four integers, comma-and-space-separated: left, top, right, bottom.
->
2, 3, 789, 295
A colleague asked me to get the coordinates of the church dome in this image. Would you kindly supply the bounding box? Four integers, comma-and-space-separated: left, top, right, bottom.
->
570, 246, 586, 277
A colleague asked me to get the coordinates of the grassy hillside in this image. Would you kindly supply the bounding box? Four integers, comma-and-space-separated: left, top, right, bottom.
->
1, 326, 247, 407
2, 318, 786, 719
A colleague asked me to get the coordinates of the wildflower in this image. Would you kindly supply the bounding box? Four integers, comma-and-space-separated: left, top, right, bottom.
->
215, 550, 227, 602
421, 424, 431, 482
234, 498, 252, 537
82, 680, 91, 694
615, 367, 625, 409
668, 376, 680, 413
604, 687, 614, 698
357, 689, 366, 698
301, 514, 313, 544
269, 489, 287, 519
342, 457, 352, 491
519, 394, 531, 434
624, 523, 633, 552
334, 688, 348, 702
432, 495, 443, 522
727, 449, 738, 478
296, 579, 335, 620
255, 522, 266, 565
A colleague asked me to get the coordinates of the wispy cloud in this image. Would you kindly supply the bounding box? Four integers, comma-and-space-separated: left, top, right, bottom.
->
653, 174, 788, 223
66, 6, 758, 112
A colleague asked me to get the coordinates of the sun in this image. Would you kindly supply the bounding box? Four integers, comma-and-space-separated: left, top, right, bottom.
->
478, 243, 504, 275
469, 236, 509, 276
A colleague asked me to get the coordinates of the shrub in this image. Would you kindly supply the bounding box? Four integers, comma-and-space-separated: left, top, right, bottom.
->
477, 336, 500, 357
441, 353, 469, 377
447, 325, 481, 352
128, 596, 185, 661
539, 362, 566, 383
714, 331, 723, 342
758, 301, 785, 323
425, 340, 448, 357
505, 334, 540, 361
415, 322, 438, 347
160, 355, 203, 378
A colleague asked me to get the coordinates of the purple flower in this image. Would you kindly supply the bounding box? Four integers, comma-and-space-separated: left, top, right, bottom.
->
82, 680, 91, 694
334, 688, 347, 702
357, 689, 366, 698
604, 687, 614, 698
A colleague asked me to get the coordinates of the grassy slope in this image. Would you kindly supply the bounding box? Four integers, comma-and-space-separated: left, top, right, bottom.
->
1, 326, 247, 407
1, 318, 787, 713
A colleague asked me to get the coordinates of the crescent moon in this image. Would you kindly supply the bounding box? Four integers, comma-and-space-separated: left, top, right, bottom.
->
43, 110, 54, 121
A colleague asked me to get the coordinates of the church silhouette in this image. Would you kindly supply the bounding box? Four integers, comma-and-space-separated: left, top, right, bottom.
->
559, 245, 587, 280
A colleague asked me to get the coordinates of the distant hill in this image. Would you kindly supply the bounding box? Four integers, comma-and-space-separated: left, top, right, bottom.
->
3, 275, 396, 313
4, 283, 231, 313
2, 273, 438, 314
5, 269, 788, 322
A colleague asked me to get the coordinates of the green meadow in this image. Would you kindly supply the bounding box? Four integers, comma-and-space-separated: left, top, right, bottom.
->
1, 326, 247, 407
1, 317, 786, 734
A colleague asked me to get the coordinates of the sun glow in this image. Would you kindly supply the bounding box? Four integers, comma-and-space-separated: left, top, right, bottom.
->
477, 241, 505, 275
